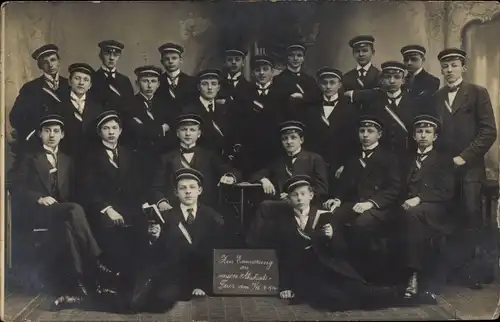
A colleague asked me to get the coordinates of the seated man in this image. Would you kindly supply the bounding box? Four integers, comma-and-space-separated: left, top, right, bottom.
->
249, 120, 328, 203
150, 113, 240, 210
82, 110, 149, 291
247, 175, 397, 310
15, 113, 117, 309
131, 168, 226, 312
399, 114, 455, 300
323, 115, 401, 278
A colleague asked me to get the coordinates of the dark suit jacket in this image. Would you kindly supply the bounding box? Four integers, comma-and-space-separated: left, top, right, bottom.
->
50, 95, 105, 160
218, 71, 252, 105
303, 97, 360, 175
182, 97, 238, 156
274, 69, 322, 106
404, 69, 440, 101
248, 206, 365, 290
335, 147, 401, 210
342, 65, 381, 91
89, 68, 135, 113
122, 93, 177, 153
352, 89, 426, 157
9, 76, 70, 142
433, 82, 497, 181
151, 145, 241, 207
157, 71, 197, 108
16, 149, 74, 204
250, 149, 329, 199
150, 203, 225, 292
82, 143, 145, 220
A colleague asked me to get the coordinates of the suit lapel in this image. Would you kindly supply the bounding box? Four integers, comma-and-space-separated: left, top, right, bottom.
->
411, 149, 437, 183
451, 82, 469, 114
56, 152, 69, 193
360, 148, 381, 181
34, 153, 52, 194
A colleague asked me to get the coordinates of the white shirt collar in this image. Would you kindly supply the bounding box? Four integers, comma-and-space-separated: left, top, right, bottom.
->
102, 140, 117, 150
256, 81, 272, 90
43, 145, 58, 154
140, 92, 154, 101
413, 68, 423, 76
362, 141, 379, 151
167, 69, 181, 79
287, 66, 301, 74
323, 93, 339, 102
447, 78, 463, 88
387, 90, 402, 98
199, 96, 214, 110
227, 71, 242, 80
180, 143, 196, 150
43, 72, 59, 82
101, 66, 116, 73
287, 147, 302, 157
356, 62, 372, 71
417, 145, 433, 154
70, 91, 86, 101
180, 203, 198, 219
294, 205, 310, 217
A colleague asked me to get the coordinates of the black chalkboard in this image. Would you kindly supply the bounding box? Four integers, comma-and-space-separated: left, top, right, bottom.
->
213, 249, 279, 295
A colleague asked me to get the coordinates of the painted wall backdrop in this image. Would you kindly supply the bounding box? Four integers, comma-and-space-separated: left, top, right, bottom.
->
3, 1, 499, 178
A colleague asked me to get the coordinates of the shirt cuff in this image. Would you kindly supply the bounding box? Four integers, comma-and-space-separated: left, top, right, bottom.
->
101, 206, 113, 214
367, 199, 380, 209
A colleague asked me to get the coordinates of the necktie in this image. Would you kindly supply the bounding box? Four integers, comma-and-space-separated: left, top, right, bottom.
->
416, 152, 429, 168
362, 149, 375, 161
208, 102, 215, 113
169, 76, 178, 89
228, 74, 239, 87
323, 99, 338, 107
44, 76, 59, 90
106, 147, 119, 165
186, 208, 195, 225
145, 99, 153, 110
45, 149, 59, 197
180, 146, 195, 154
388, 94, 402, 107
104, 71, 116, 79
285, 155, 297, 177
71, 97, 85, 114
447, 85, 459, 93
358, 69, 366, 78
258, 87, 268, 96
44, 149, 57, 169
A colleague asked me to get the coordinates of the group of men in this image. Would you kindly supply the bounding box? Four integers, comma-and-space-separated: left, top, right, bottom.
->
8, 34, 497, 312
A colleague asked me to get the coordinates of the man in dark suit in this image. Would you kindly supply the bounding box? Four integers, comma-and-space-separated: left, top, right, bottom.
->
131, 168, 226, 312
303, 67, 359, 192
9, 44, 70, 154
323, 116, 401, 278
182, 69, 240, 159
400, 45, 440, 102
157, 43, 197, 109
15, 114, 117, 309
218, 45, 251, 106
247, 175, 398, 309
250, 120, 328, 202
432, 48, 497, 289
343, 35, 381, 92
82, 110, 149, 291
398, 115, 455, 301
273, 42, 322, 112
345, 61, 425, 162
50, 63, 105, 162
123, 65, 175, 183
238, 55, 295, 175
150, 114, 240, 210
89, 40, 134, 113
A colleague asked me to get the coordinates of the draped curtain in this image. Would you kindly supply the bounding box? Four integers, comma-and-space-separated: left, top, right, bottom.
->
462, 17, 500, 180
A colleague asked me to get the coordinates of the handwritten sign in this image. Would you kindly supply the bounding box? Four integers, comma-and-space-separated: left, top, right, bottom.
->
213, 249, 279, 295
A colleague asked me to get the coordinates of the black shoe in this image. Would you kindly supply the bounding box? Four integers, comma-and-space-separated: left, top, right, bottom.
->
404, 272, 418, 300
97, 260, 120, 278
51, 295, 85, 311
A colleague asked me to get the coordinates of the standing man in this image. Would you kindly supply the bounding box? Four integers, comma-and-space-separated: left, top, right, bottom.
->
90, 40, 134, 113
343, 35, 381, 92
157, 42, 197, 109
10, 44, 70, 153
218, 44, 251, 105
433, 48, 497, 289
400, 45, 440, 102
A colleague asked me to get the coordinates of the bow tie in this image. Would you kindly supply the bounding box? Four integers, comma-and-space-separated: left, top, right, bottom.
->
181, 146, 196, 154
447, 85, 460, 93
104, 71, 116, 78
145, 99, 153, 108
258, 89, 269, 96
361, 148, 376, 159
323, 99, 338, 107
357, 69, 367, 77
417, 151, 430, 159
291, 72, 301, 77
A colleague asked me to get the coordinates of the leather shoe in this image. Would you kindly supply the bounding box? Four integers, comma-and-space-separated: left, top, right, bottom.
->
404, 272, 418, 299
97, 260, 120, 278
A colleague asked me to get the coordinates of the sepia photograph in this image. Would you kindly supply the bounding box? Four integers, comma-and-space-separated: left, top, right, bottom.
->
0, 0, 499, 321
